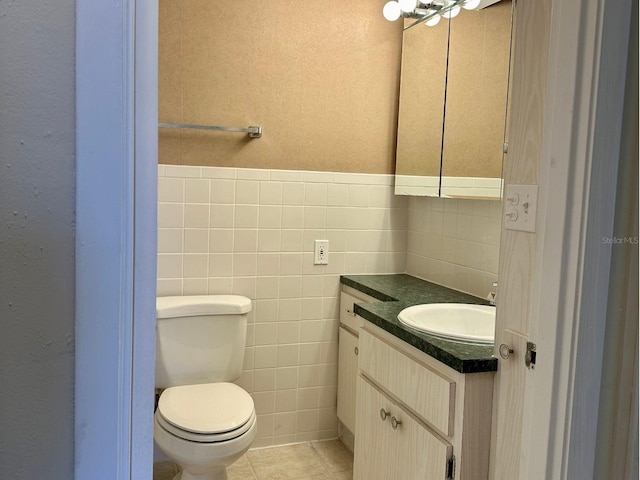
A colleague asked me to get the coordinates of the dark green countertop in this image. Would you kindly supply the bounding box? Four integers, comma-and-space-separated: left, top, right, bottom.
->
340, 274, 498, 374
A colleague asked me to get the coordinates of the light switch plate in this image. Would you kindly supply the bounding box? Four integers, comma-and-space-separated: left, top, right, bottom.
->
504, 184, 538, 233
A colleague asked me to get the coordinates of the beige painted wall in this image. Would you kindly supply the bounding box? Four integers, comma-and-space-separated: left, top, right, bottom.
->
159, 0, 403, 174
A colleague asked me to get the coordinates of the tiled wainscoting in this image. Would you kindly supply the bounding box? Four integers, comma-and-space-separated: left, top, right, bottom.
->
157, 165, 408, 447
405, 195, 502, 299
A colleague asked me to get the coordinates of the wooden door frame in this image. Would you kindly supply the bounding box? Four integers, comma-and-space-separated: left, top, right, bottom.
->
517, 0, 633, 478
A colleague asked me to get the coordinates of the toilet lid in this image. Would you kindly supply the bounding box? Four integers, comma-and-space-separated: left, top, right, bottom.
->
158, 382, 255, 434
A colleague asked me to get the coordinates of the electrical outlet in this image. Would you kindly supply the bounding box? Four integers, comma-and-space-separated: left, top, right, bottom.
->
504, 184, 538, 233
314, 240, 329, 265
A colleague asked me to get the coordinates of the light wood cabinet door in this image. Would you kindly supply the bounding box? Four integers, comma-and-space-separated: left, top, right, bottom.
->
354, 376, 397, 480
354, 376, 453, 480
337, 326, 359, 433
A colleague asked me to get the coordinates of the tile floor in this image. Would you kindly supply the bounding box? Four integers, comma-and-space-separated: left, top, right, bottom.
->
153, 439, 353, 480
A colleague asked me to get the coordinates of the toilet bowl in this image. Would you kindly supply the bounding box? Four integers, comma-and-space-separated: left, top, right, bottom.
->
154, 383, 257, 480
154, 296, 256, 480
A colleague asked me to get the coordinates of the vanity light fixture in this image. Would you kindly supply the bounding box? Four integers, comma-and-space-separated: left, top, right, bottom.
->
383, 0, 478, 27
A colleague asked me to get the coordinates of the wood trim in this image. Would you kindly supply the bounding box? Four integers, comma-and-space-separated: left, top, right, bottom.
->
520, 0, 633, 478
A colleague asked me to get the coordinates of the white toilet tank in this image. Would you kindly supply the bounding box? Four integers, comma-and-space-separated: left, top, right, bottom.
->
155, 295, 252, 389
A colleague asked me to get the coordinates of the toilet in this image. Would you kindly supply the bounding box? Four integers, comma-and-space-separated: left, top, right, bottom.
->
154, 295, 257, 480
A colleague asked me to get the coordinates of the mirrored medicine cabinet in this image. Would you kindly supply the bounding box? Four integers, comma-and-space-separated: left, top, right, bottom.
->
394, 0, 513, 199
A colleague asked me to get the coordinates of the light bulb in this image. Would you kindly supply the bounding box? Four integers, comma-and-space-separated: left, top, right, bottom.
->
442, 5, 460, 18
399, 0, 417, 13
425, 13, 441, 26
383, 1, 402, 21
463, 0, 482, 9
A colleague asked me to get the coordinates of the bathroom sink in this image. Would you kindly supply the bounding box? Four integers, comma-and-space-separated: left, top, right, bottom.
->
397, 303, 496, 344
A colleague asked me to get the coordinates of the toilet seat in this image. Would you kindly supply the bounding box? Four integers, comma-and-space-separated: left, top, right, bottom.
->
157, 382, 256, 443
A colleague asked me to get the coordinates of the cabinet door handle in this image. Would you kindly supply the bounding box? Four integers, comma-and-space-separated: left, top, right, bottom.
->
354, 346, 359, 356
346, 309, 357, 316
380, 409, 390, 421
391, 416, 402, 430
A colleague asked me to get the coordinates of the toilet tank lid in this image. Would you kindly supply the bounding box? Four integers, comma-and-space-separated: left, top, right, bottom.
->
157, 295, 252, 318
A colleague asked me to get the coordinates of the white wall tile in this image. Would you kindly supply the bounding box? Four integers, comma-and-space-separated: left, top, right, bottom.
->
282, 182, 305, 205
252, 391, 276, 415
158, 203, 184, 228
184, 229, 208, 253
234, 229, 258, 252
304, 183, 327, 206
255, 299, 279, 322
184, 204, 210, 228
234, 205, 258, 228
275, 367, 298, 390
183, 278, 208, 295
258, 206, 282, 229
326, 184, 349, 206
275, 389, 297, 413
210, 179, 235, 204
257, 229, 281, 252
157, 278, 182, 297
185, 178, 210, 203
254, 346, 277, 369
257, 254, 280, 276
158, 228, 183, 253
280, 253, 303, 275
210, 204, 235, 228
201, 166, 237, 179
259, 182, 283, 205
277, 345, 299, 367
157, 165, 410, 447
256, 277, 279, 299
157, 254, 183, 278
183, 254, 208, 278
406, 196, 502, 298
164, 165, 201, 178
237, 169, 270, 181
348, 185, 369, 207
210, 229, 234, 253
158, 177, 184, 202
233, 253, 257, 276
208, 253, 233, 277
236, 180, 260, 204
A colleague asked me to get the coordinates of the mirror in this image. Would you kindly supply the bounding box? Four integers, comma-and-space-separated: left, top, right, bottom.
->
394, 0, 513, 199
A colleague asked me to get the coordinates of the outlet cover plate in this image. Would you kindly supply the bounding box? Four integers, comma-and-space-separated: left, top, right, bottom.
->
314, 240, 329, 265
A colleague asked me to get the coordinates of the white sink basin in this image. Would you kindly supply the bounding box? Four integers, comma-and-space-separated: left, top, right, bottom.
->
397, 303, 496, 344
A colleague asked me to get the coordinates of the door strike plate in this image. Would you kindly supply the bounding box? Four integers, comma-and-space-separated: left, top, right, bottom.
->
525, 342, 537, 369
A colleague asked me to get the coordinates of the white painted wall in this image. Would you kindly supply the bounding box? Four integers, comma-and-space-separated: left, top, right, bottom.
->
0, 1, 76, 478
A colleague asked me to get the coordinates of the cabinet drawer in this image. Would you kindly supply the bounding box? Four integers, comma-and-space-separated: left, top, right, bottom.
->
359, 329, 455, 437
339, 292, 367, 332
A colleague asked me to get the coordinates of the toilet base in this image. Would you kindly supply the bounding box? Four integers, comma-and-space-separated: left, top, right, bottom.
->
172, 467, 228, 480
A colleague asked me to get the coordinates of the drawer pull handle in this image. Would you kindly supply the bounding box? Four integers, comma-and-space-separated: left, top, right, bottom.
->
391, 416, 402, 430
354, 346, 359, 356
499, 343, 514, 359
346, 309, 357, 317
380, 409, 390, 421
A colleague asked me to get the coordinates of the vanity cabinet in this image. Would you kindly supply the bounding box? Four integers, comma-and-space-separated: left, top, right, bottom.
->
353, 323, 494, 480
